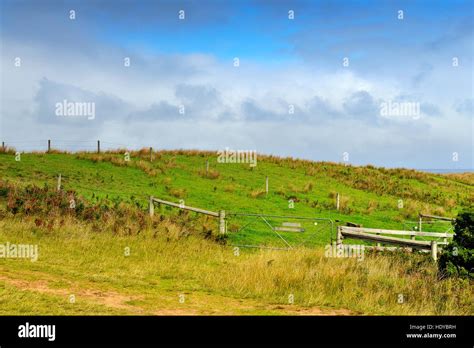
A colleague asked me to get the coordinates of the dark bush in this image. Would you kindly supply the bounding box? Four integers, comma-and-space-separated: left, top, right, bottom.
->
438, 211, 474, 279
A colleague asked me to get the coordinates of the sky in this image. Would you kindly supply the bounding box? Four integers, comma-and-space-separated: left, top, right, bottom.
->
0, 0, 473, 170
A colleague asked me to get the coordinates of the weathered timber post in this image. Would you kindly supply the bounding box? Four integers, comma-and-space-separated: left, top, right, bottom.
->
150, 147, 153, 162
206, 160, 209, 176
57, 174, 62, 192
219, 210, 226, 234
265, 176, 269, 196
336, 193, 340, 210
336, 226, 343, 246
418, 215, 422, 232
149, 196, 154, 217
1, 142, 4, 151
97, 140, 101, 154
431, 240, 438, 261
48, 139, 51, 153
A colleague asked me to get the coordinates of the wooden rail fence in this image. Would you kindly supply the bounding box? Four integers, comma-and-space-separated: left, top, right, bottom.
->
337, 226, 455, 261
418, 213, 455, 232
149, 196, 226, 234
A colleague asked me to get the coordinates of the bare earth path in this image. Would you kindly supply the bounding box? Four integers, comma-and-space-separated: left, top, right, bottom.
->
0, 269, 353, 316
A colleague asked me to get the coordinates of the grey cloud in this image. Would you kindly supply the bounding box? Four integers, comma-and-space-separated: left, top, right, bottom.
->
34, 78, 131, 126
240, 99, 286, 122
342, 90, 379, 121
130, 55, 216, 84
306, 96, 341, 121
129, 101, 180, 121
130, 83, 223, 121
175, 84, 221, 111
216, 109, 239, 122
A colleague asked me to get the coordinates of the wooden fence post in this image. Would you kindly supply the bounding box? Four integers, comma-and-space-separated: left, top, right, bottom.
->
48, 139, 51, 153
97, 140, 101, 154
336, 193, 340, 210
265, 176, 269, 196
57, 174, 62, 192
149, 196, 154, 217
431, 240, 438, 261
418, 215, 422, 232
150, 147, 153, 162
206, 160, 209, 176
336, 226, 343, 246
1, 142, 4, 151
219, 210, 226, 234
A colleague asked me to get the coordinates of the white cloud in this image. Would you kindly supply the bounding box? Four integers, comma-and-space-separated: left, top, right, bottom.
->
1, 33, 472, 169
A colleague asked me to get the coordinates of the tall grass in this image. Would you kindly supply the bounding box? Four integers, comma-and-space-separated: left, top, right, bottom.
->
0, 169, 472, 315
0, 215, 471, 315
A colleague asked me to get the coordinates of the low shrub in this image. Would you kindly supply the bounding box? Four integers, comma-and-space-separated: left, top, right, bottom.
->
438, 211, 474, 279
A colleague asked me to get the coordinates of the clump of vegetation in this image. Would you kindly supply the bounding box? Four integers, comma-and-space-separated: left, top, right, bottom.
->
166, 187, 187, 199
162, 177, 172, 185
274, 186, 286, 197
0, 146, 16, 155
272, 182, 313, 201
339, 195, 353, 214
197, 168, 220, 179
135, 160, 158, 177
76, 152, 162, 176
366, 200, 379, 214
438, 211, 474, 279
445, 172, 474, 186
249, 188, 266, 199
0, 181, 223, 241
223, 184, 236, 193
302, 181, 313, 193
3, 180, 147, 235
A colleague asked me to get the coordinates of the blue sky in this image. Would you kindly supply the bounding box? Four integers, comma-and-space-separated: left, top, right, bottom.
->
0, 0, 473, 169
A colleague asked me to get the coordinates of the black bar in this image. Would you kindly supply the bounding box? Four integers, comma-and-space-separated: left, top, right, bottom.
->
0, 316, 471, 346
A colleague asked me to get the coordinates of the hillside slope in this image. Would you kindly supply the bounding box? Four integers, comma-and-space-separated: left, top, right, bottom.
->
0, 149, 473, 315
1, 149, 472, 246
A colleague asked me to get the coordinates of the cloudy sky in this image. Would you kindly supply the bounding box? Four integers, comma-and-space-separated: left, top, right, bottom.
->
1, 0, 472, 170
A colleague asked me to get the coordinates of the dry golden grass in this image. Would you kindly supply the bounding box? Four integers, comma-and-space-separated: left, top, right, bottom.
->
444, 172, 474, 186
197, 168, 220, 179
0, 215, 471, 315
366, 200, 379, 214
302, 181, 314, 193
249, 188, 266, 198
167, 187, 187, 199
200, 248, 473, 315
0, 146, 17, 154
223, 184, 236, 193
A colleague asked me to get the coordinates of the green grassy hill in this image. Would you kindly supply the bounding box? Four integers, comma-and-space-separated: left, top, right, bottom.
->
0, 149, 472, 247
0, 149, 473, 315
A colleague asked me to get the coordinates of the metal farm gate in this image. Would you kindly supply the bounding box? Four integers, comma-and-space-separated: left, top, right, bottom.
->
225, 212, 334, 250
148, 197, 334, 250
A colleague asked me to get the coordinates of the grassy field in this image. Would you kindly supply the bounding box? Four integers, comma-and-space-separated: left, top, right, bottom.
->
1, 150, 472, 244
0, 149, 473, 315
